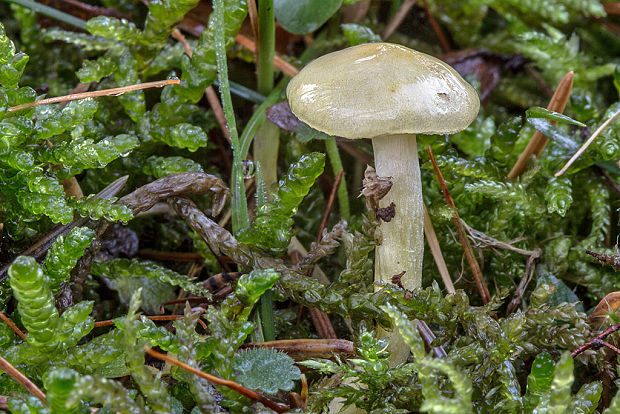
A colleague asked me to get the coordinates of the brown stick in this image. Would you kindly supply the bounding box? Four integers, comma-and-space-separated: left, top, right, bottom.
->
507, 71, 574, 180
8, 79, 179, 113
0, 354, 47, 405
316, 169, 343, 242
421, 0, 451, 52
423, 203, 455, 294
427, 146, 491, 304
242, 339, 355, 360
145, 347, 289, 413
235, 33, 299, 78
382, 0, 417, 40
572, 321, 620, 357
94, 310, 206, 329
0, 311, 27, 341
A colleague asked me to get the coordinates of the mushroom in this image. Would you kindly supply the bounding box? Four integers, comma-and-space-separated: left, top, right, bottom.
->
287, 43, 479, 363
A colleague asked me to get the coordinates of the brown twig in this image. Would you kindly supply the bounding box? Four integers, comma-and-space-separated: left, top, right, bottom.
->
317, 169, 344, 242
507, 71, 574, 180
235, 33, 299, 78
0, 355, 47, 405
205, 86, 232, 142
427, 146, 491, 304
94, 310, 206, 329
423, 203, 455, 294
145, 347, 289, 413
8, 79, 179, 113
572, 321, 620, 357
416, 320, 447, 358
0, 311, 27, 341
242, 339, 355, 360
382, 0, 417, 40
421, 0, 451, 52
556, 108, 620, 177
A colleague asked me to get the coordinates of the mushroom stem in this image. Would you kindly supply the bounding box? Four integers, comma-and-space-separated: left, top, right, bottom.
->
372, 134, 423, 290
372, 133, 423, 364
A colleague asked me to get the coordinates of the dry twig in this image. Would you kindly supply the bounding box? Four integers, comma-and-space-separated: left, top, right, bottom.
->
8, 79, 179, 113
145, 346, 289, 413
0, 355, 47, 405
427, 146, 491, 304
507, 71, 574, 180
0, 310, 27, 341
555, 108, 620, 177
423, 203, 455, 294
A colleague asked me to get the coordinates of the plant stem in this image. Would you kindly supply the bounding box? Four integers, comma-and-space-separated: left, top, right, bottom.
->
324, 137, 350, 221
213, 0, 249, 235
254, 0, 280, 190
240, 80, 287, 159
259, 289, 275, 341
5, 0, 86, 29
255, 0, 278, 340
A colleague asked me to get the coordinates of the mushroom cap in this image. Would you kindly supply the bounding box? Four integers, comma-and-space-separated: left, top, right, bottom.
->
287, 42, 480, 139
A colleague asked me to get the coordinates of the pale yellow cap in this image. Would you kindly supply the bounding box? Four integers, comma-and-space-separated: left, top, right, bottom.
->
287, 42, 480, 139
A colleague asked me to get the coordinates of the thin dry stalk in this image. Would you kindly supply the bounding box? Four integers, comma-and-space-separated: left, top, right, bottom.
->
8, 79, 179, 113
507, 71, 574, 180
423, 203, 455, 294
555, 108, 620, 177
145, 346, 289, 413
242, 338, 355, 360
317, 169, 344, 241
427, 146, 491, 304
572, 321, 620, 357
94, 310, 206, 329
236, 33, 298, 77
382, 0, 417, 40
0, 354, 47, 405
205, 86, 231, 141
0, 310, 27, 341
422, 0, 451, 52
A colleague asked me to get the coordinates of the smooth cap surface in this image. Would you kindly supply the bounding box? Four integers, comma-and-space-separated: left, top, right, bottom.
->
287, 42, 480, 139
